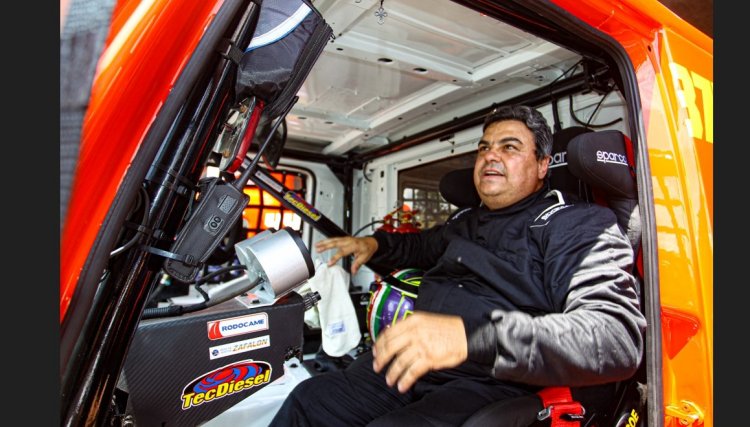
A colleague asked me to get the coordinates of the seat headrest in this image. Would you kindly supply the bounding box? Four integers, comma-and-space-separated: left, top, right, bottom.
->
568, 130, 641, 253
438, 167, 480, 208
567, 130, 637, 200
549, 126, 593, 200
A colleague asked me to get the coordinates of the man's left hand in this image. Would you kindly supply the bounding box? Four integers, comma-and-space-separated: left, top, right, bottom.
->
372, 312, 468, 393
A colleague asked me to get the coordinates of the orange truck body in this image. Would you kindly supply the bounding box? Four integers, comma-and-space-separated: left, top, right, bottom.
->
548, 1, 713, 424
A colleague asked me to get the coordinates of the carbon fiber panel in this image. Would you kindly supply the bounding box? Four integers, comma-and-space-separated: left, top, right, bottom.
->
122, 292, 305, 426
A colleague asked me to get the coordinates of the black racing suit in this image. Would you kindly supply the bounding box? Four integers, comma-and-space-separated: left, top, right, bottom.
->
270, 186, 646, 427
371, 186, 645, 386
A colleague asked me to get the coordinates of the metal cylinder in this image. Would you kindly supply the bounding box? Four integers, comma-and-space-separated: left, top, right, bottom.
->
235, 227, 314, 303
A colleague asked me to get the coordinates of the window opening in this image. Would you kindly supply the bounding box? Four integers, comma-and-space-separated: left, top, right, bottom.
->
242, 169, 306, 238
397, 152, 475, 229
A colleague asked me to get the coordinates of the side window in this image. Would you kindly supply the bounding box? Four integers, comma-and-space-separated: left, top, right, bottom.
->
242, 168, 308, 238
397, 152, 475, 229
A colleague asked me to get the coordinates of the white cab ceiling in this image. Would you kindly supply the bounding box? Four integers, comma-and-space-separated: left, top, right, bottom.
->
286, 0, 581, 155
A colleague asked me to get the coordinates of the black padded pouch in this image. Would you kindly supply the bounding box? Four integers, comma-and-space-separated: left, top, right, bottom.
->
164, 178, 249, 282
235, 0, 332, 121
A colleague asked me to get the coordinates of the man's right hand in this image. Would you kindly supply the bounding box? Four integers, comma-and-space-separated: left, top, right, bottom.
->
315, 236, 379, 275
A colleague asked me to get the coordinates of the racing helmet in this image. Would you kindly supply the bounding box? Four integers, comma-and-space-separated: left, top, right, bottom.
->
366, 268, 423, 341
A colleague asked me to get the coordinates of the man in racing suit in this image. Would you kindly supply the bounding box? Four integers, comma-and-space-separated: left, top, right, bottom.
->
269, 105, 646, 427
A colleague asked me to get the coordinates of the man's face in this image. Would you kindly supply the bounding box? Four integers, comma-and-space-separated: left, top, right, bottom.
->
473, 119, 550, 210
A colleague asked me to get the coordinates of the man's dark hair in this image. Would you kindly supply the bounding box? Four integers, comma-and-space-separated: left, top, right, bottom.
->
482, 105, 553, 161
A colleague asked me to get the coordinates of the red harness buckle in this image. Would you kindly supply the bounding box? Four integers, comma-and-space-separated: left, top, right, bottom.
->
536, 387, 585, 427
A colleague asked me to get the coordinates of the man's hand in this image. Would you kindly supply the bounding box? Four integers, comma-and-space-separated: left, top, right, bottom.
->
372, 312, 468, 393
315, 236, 378, 275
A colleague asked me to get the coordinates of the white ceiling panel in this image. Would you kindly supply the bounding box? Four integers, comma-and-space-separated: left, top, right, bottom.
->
285, 0, 582, 155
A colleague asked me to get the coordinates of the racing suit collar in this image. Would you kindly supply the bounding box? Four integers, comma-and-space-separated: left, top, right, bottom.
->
477, 180, 551, 215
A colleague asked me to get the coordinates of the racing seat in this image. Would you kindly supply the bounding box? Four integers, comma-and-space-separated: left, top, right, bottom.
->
439, 127, 645, 427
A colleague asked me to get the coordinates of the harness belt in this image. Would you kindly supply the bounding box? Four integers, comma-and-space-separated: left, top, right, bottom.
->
536, 387, 585, 427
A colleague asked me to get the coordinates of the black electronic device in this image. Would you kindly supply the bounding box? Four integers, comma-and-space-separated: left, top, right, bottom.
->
163, 177, 249, 282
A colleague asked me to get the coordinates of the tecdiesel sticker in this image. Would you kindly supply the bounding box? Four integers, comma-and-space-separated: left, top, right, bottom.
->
209, 335, 271, 360
181, 360, 272, 409
283, 191, 321, 221
207, 313, 269, 340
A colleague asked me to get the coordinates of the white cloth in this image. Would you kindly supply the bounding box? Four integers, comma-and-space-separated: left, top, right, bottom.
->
303, 259, 361, 357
